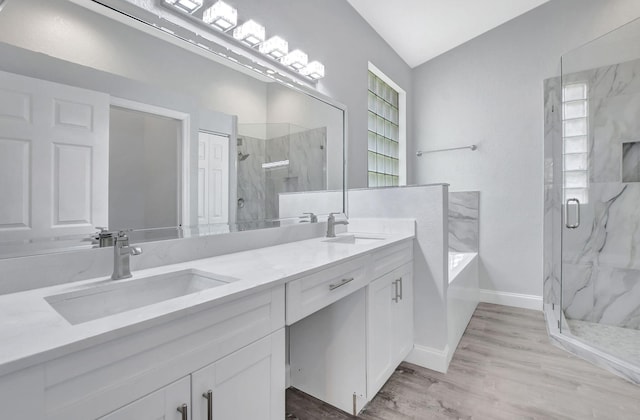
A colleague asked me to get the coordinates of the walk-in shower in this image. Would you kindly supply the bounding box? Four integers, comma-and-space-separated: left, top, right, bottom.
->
544, 18, 640, 384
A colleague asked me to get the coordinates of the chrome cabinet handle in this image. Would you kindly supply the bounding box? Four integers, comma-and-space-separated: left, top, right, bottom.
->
565, 198, 580, 229
329, 277, 354, 290
393, 280, 399, 303
203, 390, 213, 420
398, 277, 403, 300
177, 404, 188, 420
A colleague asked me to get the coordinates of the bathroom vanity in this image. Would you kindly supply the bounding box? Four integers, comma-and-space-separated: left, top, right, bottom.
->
0, 231, 414, 419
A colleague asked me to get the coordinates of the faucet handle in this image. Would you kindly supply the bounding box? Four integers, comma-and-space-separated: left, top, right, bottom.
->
130, 246, 143, 256
302, 212, 318, 223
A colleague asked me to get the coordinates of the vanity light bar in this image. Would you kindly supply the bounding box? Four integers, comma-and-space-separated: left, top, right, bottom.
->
262, 160, 290, 169
233, 20, 266, 46
282, 49, 308, 70
203, 1, 237, 31
259, 36, 289, 59
164, 0, 203, 14
161, 0, 325, 81
301, 61, 325, 80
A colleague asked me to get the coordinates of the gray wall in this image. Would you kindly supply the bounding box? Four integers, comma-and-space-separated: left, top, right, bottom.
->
232, 0, 413, 188
412, 0, 640, 297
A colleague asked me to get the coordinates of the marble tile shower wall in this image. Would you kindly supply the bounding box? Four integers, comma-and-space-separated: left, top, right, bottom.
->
237, 127, 327, 225
544, 58, 640, 329
448, 191, 479, 253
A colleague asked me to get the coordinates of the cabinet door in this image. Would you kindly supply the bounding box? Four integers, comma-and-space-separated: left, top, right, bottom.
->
367, 272, 397, 398
392, 267, 414, 364
99, 376, 190, 420
191, 329, 285, 420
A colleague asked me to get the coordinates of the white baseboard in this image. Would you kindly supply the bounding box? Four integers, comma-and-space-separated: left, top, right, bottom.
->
479, 289, 543, 311
405, 344, 450, 373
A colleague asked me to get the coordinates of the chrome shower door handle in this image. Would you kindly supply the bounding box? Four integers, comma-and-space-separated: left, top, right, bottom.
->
565, 198, 580, 229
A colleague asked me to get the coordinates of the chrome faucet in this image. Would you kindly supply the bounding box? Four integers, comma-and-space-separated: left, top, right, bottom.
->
326, 212, 349, 238
300, 212, 318, 223
112, 231, 143, 280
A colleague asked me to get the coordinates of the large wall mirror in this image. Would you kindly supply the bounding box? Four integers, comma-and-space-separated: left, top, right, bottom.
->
0, 0, 345, 258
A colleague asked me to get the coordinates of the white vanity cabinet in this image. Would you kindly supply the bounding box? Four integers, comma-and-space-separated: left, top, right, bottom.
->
99, 376, 191, 420
288, 239, 414, 416
0, 285, 285, 420
367, 262, 414, 397
191, 330, 285, 420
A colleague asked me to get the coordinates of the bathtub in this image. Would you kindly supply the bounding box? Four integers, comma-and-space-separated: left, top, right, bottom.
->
447, 252, 479, 365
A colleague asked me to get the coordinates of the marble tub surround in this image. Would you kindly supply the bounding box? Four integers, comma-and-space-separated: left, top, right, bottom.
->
0, 230, 414, 377
448, 191, 479, 253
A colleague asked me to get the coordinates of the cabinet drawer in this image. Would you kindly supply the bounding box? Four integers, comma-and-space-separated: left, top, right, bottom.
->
370, 240, 413, 280
286, 256, 368, 324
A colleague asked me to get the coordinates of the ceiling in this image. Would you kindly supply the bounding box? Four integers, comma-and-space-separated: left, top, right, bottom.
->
346, 0, 550, 68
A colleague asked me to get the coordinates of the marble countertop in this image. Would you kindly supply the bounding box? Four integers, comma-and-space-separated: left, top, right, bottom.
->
0, 230, 414, 377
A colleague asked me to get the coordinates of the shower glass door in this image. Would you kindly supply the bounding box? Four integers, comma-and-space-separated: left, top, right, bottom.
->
560, 18, 640, 367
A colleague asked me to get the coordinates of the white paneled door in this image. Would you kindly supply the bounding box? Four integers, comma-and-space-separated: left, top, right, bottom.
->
198, 132, 229, 226
0, 70, 109, 241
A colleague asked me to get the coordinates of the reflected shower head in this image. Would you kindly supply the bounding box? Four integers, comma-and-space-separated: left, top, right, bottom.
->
238, 152, 250, 161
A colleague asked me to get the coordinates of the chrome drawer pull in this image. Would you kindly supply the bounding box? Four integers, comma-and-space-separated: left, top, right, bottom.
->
393, 280, 399, 303
177, 404, 188, 420
329, 277, 354, 291
398, 277, 403, 300
203, 390, 213, 420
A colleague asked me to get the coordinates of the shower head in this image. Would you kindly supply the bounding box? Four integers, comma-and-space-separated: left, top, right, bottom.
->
238, 152, 250, 161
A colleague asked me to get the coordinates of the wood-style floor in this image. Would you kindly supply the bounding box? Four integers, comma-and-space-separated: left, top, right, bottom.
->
285, 303, 640, 419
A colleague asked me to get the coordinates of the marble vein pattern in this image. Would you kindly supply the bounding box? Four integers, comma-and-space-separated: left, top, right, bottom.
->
544, 57, 640, 332
448, 191, 479, 253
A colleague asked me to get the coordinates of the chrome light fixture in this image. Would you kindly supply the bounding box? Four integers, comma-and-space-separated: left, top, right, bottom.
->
282, 49, 308, 70
301, 61, 325, 79
164, 0, 203, 14
203, 1, 237, 31
233, 19, 265, 46
259, 36, 289, 59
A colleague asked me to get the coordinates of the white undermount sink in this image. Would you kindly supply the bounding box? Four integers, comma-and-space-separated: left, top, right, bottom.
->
45, 269, 236, 325
323, 234, 386, 245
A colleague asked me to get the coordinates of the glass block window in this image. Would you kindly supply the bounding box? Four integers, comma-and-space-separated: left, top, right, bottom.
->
562, 82, 589, 203
368, 70, 400, 187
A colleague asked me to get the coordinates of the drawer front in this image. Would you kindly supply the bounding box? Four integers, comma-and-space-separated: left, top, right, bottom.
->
286, 256, 368, 324
44, 285, 285, 420
370, 240, 413, 280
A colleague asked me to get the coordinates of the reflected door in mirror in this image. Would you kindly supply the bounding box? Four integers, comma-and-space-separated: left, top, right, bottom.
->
0, 70, 109, 242
198, 132, 229, 226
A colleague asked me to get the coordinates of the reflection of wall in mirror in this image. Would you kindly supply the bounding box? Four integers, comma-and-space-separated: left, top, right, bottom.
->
109, 107, 180, 232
